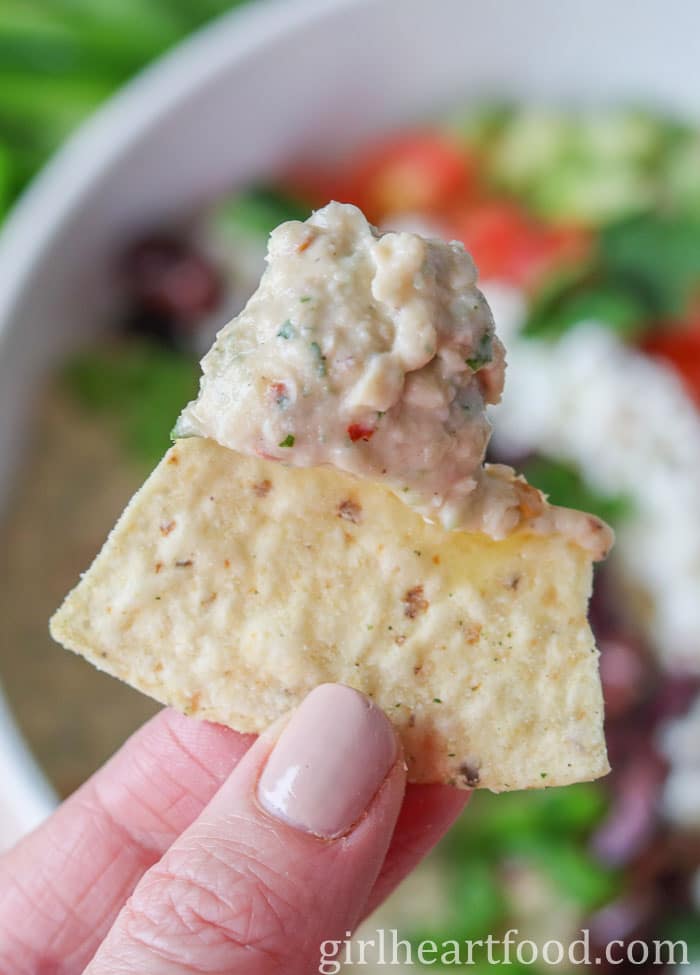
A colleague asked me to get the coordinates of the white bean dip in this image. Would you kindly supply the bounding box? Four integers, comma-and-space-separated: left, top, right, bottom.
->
176, 203, 611, 559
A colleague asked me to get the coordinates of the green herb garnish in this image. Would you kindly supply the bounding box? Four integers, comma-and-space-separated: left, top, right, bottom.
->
465, 331, 493, 371
278, 434, 295, 448
277, 320, 295, 340
310, 340, 327, 377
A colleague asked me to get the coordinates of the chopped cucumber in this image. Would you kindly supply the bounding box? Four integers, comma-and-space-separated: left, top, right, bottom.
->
528, 160, 654, 223
663, 131, 700, 214
488, 108, 573, 193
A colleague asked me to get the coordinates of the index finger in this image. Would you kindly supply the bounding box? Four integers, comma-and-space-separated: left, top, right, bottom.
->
0, 708, 254, 975
0, 706, 468, 975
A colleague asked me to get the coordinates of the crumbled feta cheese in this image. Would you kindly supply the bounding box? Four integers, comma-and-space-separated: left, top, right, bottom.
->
492, 320, 700, 671
657, 696, 700, 827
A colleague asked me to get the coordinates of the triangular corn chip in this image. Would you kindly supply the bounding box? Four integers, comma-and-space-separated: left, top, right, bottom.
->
51, 437, 608, 791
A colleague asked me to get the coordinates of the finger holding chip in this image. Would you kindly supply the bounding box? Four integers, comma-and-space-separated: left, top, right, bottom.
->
0, 699, 467, 973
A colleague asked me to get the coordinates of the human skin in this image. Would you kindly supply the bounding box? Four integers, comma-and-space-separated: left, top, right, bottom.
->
0, 683, 468, 974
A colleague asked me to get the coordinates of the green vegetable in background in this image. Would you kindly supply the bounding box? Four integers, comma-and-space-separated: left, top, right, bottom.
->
527, 160, 654, 225
214, 186, 312, 242
442, 786, 617, 903
444, 785, 609, 860
600, 212, 700, 317
486, 109, 575, 196
406, 786, 618, 969
661, 915, 700, 962
0, 0, 248, 205
410, 857, 506, 948
525, 111, 662, 222
63, 341, 199, 467
473, 107, 668, 224
505, 837, 620, 911
442, 101, 515, 157
520, 457, 632, 525
662, 130, 700, 215
0, 142, 12, 218
524, 269, 650, 341
525, 209, 700, 340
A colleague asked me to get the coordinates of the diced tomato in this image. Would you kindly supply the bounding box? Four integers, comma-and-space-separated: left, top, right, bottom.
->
641, 320, 700, 408
347, 423, 375, 442
447, 201, 590, 291
336, 131, 475, 223
268, 382, 289, 408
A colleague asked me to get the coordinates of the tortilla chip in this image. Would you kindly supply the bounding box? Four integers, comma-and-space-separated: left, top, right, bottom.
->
51, 437, 608, 791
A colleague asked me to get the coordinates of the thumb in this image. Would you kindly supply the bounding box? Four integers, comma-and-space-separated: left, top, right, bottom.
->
85, 684, 405, 975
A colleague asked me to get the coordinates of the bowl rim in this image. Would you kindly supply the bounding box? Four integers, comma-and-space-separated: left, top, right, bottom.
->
0, 686, 57, 838
0, 0, 370, 838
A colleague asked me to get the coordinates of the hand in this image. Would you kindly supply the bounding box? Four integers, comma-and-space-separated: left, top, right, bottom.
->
0, 683, 468, 974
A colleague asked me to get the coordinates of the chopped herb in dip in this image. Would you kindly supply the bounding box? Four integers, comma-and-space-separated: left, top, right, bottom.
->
277, 320, 295, 339
310, 340, 327, 377
465, 331, 493, 371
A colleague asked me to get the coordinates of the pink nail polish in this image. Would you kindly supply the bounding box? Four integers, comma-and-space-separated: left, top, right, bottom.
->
257, 683, 397, 838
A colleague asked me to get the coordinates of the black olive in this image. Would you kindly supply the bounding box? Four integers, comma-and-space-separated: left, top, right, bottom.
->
121, 234, 222, 325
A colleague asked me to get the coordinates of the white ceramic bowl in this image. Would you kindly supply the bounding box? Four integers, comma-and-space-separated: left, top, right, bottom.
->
1, 0, 698, 846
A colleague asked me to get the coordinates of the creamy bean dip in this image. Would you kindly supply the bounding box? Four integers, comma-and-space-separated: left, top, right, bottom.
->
176, 203, 611, 559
